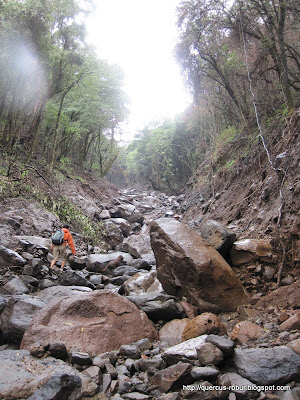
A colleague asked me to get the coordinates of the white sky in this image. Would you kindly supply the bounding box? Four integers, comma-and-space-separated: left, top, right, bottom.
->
86, 0, 191, 141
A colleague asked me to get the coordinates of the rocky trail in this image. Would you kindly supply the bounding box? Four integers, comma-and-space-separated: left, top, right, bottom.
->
0, 183, 299, 400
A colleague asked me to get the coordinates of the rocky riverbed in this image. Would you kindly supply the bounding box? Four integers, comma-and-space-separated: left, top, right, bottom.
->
0, 187, 299, 400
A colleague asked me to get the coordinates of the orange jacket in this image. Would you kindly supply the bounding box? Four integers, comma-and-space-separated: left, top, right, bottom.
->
52, 228, 76, 255
62, 228, 76, 255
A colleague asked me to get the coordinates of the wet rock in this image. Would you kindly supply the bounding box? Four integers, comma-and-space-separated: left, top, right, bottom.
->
159, 318, 190, 346
196, 342, 224, 366
123, 271, 163, 296
230, 321, 264, 344
37, 285, 93, 303
3, 275, 30, 295
150, 362, 193, 392
199, 220, 236, 258
15, 236, 51, 252
162, 336, 207, 365
87, 252, 132, 273
27, 373, 82, 400
218, 372, 259, 399
115, 242, 141, 258
0, 294, 45, 343
47, 342, 68, 360
57, 270, 95, 289
230, 239, 272, 266
150, 218, 249, 312
204, 335, 235, 357
119, 344, 141, 359
182, 313, 226, 341
129, 259, 151, 271
287, 338, 300, 355
0, 350, 97, 399
21, 290, 157, 356
126, 292, 185, 322
0, 245, 26, 266
180, 300, 198, 319
255, 279, 300, 309
69, 256, 87, 270
191, 365, 219, 380
70, 351, 92, 366
279, 312, 300, 332
233, 346, 300, 385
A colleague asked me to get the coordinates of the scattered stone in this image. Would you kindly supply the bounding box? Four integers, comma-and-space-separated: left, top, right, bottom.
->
162, 336, 207, 365
0, 350, 97, 399
182, 313, 226, 341
70, 352, 92, 366
119, 344, 141, 360
47, 343, 68, 360
287, 338, 300, 355
151, 362, 193, 392
159, 318, 190, 346
230, 321, 264, 344
191, 365, 220, 380
279, 313, 300, 332
199, 219, 236, 257
218, 372, 259, 399
230, 239, 272, 266
205, 335, 235, 357
126, 292, 185, 322
196, 342, 224, 366
3, 275, 30, 295
180, 300, 198, 319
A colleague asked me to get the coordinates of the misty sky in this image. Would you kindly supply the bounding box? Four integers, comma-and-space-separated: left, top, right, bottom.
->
86, 0, 191, 140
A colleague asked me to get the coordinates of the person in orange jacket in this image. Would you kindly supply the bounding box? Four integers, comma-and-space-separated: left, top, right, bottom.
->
50, 224, 76, 272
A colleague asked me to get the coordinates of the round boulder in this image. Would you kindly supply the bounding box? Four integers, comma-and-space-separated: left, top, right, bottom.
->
21, 290, 157, 356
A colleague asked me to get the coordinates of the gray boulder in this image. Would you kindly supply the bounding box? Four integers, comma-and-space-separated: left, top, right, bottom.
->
126, 292, 185, 322
199, 219, 236, 257
0, 294, 45, 343
234, 346, 300, 385
0, 245, 26, 266
86, 252, 132, 273
57, 270, 95, 289
0, 350, 97, 399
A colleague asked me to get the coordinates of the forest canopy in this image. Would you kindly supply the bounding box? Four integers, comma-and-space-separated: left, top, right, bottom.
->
114, 0, 299, 193
0, 0, 128, 174
0, 0, 299, 193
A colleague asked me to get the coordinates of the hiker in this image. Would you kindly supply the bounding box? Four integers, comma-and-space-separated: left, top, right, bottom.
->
50, 224, 76, 271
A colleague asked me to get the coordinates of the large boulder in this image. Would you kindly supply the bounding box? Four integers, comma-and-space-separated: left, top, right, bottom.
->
0, 294, 46, 343
233, 346, 300, 385
21, 290, 157, 356
150, 218, 249, 312
0, 349, 97, 399
199, 220, 236, 258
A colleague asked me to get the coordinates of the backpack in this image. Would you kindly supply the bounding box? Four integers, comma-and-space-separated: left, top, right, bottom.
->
51, 229, 65, 245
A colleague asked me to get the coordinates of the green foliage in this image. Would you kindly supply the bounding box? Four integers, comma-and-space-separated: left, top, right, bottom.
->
213, 126, 238, 160
0, 0, 127, 176
35, 190, 105, 246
